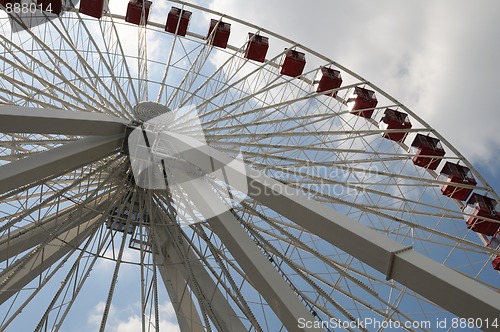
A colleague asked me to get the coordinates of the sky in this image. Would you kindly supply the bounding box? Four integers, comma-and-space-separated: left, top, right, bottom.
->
206, 0, 500, 190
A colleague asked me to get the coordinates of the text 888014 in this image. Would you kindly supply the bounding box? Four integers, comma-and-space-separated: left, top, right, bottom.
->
4, 2, 52, 14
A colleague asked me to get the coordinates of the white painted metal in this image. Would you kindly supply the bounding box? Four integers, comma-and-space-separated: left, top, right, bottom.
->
0, 198, 108, 262
0, 106, 127, 136
153, 218, 248, 332
162, 131, 500, 322
156, 262, 206, 332
0, 135, 123, 195
0, 216, 100, 304
181, 178, 321, 332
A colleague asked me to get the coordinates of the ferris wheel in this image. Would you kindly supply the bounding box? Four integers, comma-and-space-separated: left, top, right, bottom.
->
0, 0, 499, 331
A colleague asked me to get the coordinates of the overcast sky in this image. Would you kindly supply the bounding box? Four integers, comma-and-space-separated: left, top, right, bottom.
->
206, 0, 500, 188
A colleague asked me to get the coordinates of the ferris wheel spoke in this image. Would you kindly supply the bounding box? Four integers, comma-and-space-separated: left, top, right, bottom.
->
193, 49, 309, 118
234, 203, 468, 327
0, 137, 74, 147
33, 218, 113, 332
235, 201, 386, 291
242, 156, 484, 194
0, 212, 101, 305
0, 106, 127, 136
0, 162, 124, 264
197, 83, 360, 135
0, 195, 110, 264
101, 14, 141, 107
180, 179, 318, 329
156, 25, 182, 103
155, 261, 205, 331
221, 145, 414, 170
168, 54, 293, 132
152, 216, 250, 331
209, 139, 454, 172
175, 232, 263, 329
206, 127, 429, 142
312, 195, 462, 223
230, 160, 471, 218
0, 46, 112, 117
154, 193, 268, 330
137, 8, 149, 102
175, 34, 282, 115
235, 204, 425, 330
0, 155, 121, 206
0, 74, 100, 112
288, 184, 485, 247
203, 111, 339, 135
0, 245, 71, 329
46, 18, 134, 118
60, 13, 137, 117
187, 225, 264, 331
0, 86, 57, 109
238, 215, 365, 329
166, 41, 214, 109
0, 215, 109, 331
307, 192, 499, 257
292, 182, 462, 220
167, 133, 500, 320
0, 182, 103, 211
99, 188, 138, 331
172, 75, 312, 135
151, 203, 217, 330
0, 134, 123, 196
254, 217, 432, 304
1, 25, 126, 117
0, 55, 106, 114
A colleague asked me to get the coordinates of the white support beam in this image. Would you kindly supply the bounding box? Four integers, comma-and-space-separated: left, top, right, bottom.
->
181, 179, 320, 332
153, 222, 246, 332
0, 199, 109, 263
156, 263, 205, 332
0, 106, 127, 136
159, 132, 500, 323
0, 217, 99, 304
0, 135, 123, 195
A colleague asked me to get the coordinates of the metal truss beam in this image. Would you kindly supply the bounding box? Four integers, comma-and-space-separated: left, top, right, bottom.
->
0, 135, 123, 195
0, 106, 127, 136
0, 199, 109, 263
161, 132, 500, 323
181, 179, 320, 332
0, 217, 99, 304
156, 262, 205, 332
153, 221, 247, 332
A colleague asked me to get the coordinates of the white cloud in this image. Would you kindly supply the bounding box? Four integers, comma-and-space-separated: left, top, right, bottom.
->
111, 314, 180, 332
206, 0, 500, 170
87, 300, 179, 332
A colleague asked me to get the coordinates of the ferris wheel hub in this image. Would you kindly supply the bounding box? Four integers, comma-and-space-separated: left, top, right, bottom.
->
132, 101, 171, 122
